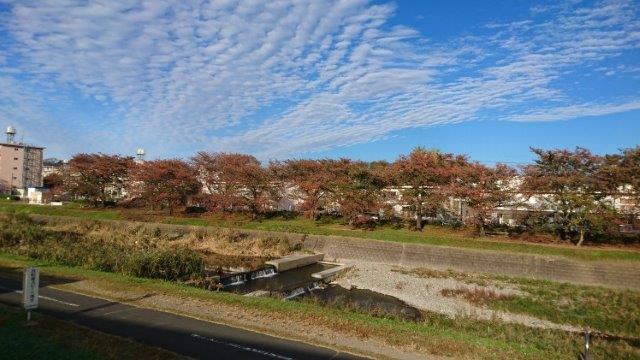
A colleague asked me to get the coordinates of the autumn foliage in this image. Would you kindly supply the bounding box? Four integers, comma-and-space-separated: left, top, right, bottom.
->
391, 148, 468, 230
52, 145, 639, 246
64, 153, 134, 206
128, 159, 201, 214
522, 148, 619, 245
456, 163, 516, 236
192, 152, 275, 216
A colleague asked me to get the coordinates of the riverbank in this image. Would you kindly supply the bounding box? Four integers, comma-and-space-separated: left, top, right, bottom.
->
334, 261, 640, 338
20, 213, 640, 289
1, 201, 639, 262
0, 252, 637, 359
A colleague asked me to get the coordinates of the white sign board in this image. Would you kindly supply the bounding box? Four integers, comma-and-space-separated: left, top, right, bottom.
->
23, 267, 39, 310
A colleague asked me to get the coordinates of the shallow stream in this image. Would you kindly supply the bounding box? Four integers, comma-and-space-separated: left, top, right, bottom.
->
218, 262, 422, 322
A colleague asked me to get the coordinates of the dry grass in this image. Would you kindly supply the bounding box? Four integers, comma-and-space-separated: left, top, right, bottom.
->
392, 266, 491, 286
392, 267, 454, 279
441, 287, 515, 306
39, 216, 295, 270
0, 214, 203, 281
179, 228, 292, 259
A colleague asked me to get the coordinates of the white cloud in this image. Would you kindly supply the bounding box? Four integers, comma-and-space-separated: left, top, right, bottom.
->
0, 75, 73, 154
0, 0, 638, 158
509, 100, 640, 122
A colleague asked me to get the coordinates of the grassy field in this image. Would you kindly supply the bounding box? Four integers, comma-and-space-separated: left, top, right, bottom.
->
1, 200, 639, 262
400, 267, 640, 338
0, 252, 638, 359
490, 278, 640, 338
0, 302, 184, 360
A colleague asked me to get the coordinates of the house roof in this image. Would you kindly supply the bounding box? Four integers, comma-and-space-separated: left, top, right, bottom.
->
0, 142, 45, 150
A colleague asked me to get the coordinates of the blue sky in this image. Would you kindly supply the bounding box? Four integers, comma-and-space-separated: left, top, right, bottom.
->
0, 0, 638, 163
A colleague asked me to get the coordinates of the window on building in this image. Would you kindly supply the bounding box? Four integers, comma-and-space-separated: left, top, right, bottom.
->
14, 157, 18, 160
13, 167, 17, 170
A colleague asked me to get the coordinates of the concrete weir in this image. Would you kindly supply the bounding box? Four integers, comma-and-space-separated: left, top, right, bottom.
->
311, 265, 350, 282
221, 253, 341, 300
265, 253, 325, 272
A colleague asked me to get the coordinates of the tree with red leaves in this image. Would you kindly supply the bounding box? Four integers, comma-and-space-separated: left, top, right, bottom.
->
192, 152, 275, 217
333, 160, 388, 223
619, 146, 640, 219
43, 173, 65, 201
272, 159, 344, 219
522, 147, 615, 246
64, 153, 133, 206
391, 148, 467, 231
129, 159, 201, 214
455, 162, 516, 236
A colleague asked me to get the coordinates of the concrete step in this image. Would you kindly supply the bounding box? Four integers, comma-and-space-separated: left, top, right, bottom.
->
265, 253, 324, 272
311, 265, 350, 281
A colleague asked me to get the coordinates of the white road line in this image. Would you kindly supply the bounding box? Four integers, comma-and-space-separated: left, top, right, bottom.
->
191, 333, 294, 360
0, 285, 80, 307
38, 294, 81, 307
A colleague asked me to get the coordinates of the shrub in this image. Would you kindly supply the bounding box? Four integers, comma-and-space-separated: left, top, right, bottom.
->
0, 213, 204, 281
185, 206, 207, 214
123, 247, 203, 280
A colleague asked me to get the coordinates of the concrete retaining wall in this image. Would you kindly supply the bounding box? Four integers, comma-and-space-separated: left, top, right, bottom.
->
29, 214, 640, 289
302, 236, 640, 290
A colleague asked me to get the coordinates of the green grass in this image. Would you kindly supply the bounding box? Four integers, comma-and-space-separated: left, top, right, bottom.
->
407, 267, 640, 338
0, 302, 183, 360
487, 278, 640, 338
0, 252, 638, 359
0, 201, 121, 220
1, 201, 639, 262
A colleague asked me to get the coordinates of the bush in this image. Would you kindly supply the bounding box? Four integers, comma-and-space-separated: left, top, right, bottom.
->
349, 214, 378, 230
314, 212, 342, 224
185, 206, 207, 214
123, 247, 203, 280
0, 212, 48, 248
0, 213, 204, 281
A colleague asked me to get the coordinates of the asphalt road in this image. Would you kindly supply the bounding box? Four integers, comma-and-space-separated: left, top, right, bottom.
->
0, 276, 367, 360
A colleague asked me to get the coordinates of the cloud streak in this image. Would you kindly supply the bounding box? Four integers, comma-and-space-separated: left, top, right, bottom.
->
0, 0, 638, 158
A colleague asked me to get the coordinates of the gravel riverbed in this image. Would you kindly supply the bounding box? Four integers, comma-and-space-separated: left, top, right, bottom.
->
333, 260, 579, 332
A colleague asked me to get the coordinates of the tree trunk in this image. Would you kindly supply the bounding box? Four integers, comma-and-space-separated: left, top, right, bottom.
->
476, 215, 485, 236
576, 229, 585, 247
415, 202, 423, 231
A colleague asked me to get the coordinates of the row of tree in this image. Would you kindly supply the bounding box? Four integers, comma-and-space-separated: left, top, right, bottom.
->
44, 146, 639, 244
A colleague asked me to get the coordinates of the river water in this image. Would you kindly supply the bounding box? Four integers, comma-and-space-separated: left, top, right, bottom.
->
219, 262, 421, 322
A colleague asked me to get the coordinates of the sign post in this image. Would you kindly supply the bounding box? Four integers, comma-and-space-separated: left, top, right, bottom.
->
23, 267, 39, 322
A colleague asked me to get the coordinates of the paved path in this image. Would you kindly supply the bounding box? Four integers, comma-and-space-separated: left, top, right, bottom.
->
0, 277, 366, 360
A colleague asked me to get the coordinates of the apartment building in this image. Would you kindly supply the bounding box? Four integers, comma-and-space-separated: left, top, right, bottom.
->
0, 126, 44, 193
